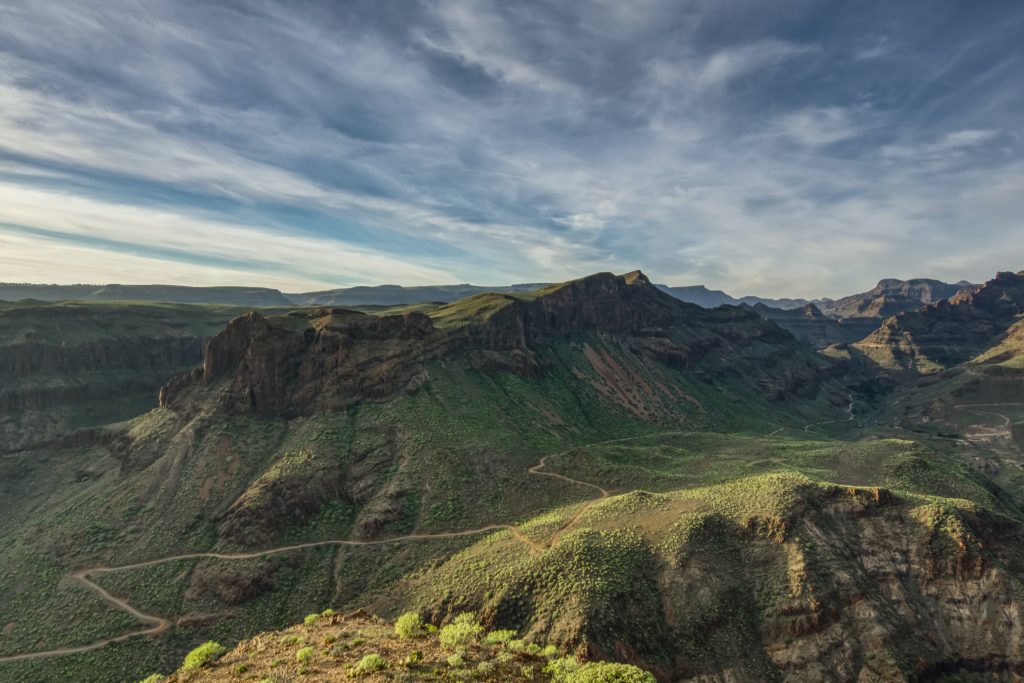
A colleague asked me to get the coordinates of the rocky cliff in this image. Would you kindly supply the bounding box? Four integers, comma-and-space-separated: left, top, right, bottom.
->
161, 271, 829, 418
855, 271, 1024, 372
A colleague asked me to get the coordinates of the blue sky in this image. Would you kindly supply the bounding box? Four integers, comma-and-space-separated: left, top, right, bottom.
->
0, 0, 1022, 296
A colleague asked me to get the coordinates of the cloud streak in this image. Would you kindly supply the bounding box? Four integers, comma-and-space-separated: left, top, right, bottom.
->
0, 0, 1021, 296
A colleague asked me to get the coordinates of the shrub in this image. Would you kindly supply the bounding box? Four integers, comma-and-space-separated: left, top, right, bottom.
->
439, 612, 483, 650
180, 641, 226, 671
304, 613, 321, 627
447, 652, 465, 667
296, 646, 315, 663
544, 656, 581, 681
353, 653, 387, 675
477, 660, 496, 675
394, 611, 425, 639
566, 663, 657, 683
137, 676, 164, 683
483, 629, 517, 645
402, 650, 423, 667
234, 663, 249, 673
321, 608, 335, 617
541, 645, 560, 658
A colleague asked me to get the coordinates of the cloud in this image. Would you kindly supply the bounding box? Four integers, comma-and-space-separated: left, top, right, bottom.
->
0, 0, 1021, 297
882, 129, 1001, 160
777, 107, 863, 146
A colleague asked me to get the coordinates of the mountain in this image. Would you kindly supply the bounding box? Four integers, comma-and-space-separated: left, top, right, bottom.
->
818, 278, 972, 320
0, 283, 293, 307
6, 269, 1024, 682
292, 282, 812, 311
745, 302, 873, 348
0, 300, 243, 452
0, 270, 849, 682
656, 285, 811, 310
855, 271, 1024, 372
287, 283, 549, 307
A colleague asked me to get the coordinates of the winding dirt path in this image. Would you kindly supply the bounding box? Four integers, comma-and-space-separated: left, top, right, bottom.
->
0, 449, 608, 664
0, 403, 856, 664
804, 394, 855, 433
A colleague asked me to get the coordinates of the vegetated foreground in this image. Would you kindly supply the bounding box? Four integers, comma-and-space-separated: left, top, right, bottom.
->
1, 269, 1024, 682
143, 609, 657, 682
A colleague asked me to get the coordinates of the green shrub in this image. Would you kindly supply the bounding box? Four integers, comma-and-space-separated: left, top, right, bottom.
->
180, 641, 226, 671
296, 646, 315, 663
394, 611, 425, 639
321, 608, 335, 617
402, 650, 423, 667
304, 613, 321, 626
234, 663, 249, 673
353, 653, 388, 675
566, 663, 657, 683
544, 656, 581, 681
484, 629, 517, 645
447, 652, 465, 667
477, 660, 496, 675
137, 676, 164, 683
439, 612, 483, 650
541, 645, 560, 658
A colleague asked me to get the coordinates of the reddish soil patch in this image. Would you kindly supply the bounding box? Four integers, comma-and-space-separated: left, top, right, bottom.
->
2, 622, 14, 636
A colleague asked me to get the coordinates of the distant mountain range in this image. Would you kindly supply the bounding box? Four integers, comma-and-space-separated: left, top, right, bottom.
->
0, 277, 976, 336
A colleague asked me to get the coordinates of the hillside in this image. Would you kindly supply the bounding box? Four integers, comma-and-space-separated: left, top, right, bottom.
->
5, 269, 1024, 682
855, 271, 1024, 372
746, 303, 878, 348
137, 610, 656, 682
818, 278, 971, 320
0, 271, 854, 682
0, 300, 243, 451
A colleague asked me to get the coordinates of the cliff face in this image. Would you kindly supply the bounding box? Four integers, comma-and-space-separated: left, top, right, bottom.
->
0, 301, 238, 451
819, 278, 971, 320
0, 337, 207, 451
161, 272, 828, 418
855, 271, 1024, 372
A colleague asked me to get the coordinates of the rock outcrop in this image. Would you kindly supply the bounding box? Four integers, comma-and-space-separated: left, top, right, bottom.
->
856, 271, 1024, 372
160, 271, 830, 418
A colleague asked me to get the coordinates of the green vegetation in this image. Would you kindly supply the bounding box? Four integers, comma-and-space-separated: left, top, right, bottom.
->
352, 652, 387, 674
180, 642, 226, 671
295, 646, 314, 663
394, 612, 424, 639
439, 612, 484, 650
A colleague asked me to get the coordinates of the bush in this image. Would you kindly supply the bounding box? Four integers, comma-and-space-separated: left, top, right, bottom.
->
394, 611, 425, 639
446, 652, 465, 667
566, 663, 657, 683
304, 613, 321, 626
439, 612, 483, 650
180, 641, 226, 671
296, 646, 315, 663
483, 629, 517, 645
137, 676, 164, 683
544, 656, 581, 681
477, 660, 496, 675
321, 608, 335, 617
353, 653, 388, 675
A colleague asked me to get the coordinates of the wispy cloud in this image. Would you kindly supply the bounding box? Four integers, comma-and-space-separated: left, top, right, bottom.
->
0, 0, 1021, 296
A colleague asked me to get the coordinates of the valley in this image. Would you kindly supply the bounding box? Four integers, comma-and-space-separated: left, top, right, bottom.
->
1, 270, 1022, 682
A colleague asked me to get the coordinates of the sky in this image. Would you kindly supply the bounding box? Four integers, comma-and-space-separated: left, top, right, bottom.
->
0, 0, 1022, 297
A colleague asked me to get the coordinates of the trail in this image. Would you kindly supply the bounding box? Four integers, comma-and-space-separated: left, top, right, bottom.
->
804, 394, 855, 433
0, 447, 611, 664
0, 404, 856, 664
